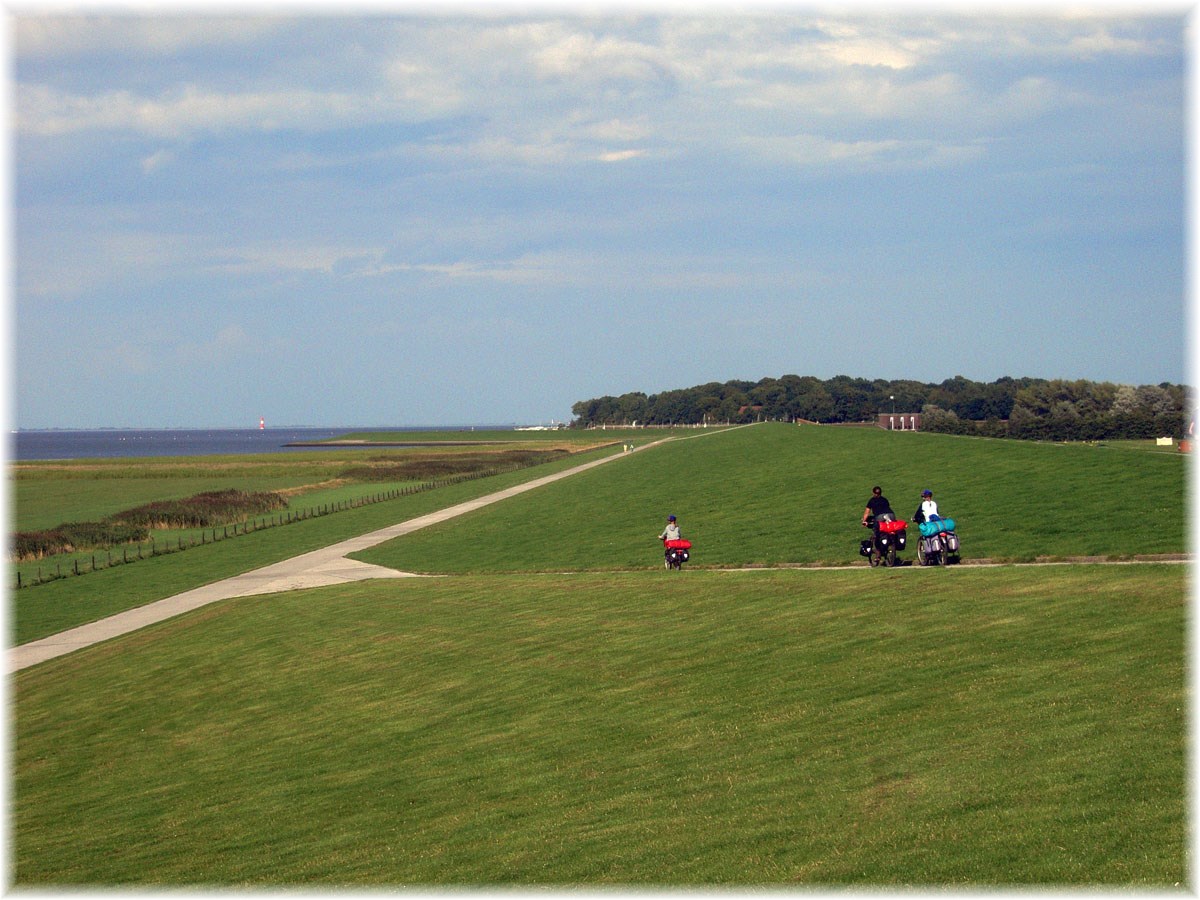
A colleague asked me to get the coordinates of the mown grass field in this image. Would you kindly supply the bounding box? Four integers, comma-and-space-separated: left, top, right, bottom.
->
355, 423, 1186, 573
11, 429, 632, 531
8, 429, 633, 607
10, 423, 1189, 886
13, 566, 1185, 885
10, 441, 625, 645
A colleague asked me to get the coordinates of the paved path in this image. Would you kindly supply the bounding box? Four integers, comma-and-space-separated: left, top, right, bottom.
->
10, 445, 655, 673
15, 424, 1177, 672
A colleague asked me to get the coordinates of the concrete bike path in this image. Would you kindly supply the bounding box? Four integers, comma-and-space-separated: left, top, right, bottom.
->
10, 442, 664, 673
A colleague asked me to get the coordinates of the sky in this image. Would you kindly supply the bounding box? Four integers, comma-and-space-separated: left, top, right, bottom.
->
8, 4, 1189, 428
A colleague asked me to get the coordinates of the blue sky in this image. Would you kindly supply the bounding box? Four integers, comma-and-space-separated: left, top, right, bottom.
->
10, 7, 1188, 428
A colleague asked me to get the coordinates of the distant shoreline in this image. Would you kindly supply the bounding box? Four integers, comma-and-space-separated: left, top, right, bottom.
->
285, 440, 509, 448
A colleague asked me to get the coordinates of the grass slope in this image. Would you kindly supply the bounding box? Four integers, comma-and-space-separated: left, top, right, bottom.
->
355, 422, 1186, 573
11, 444, 623, 645
13, 566, 1185, 885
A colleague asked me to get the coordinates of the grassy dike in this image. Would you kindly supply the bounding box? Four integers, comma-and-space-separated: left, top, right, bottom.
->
11, 443, 625, 645
11, 423, 1188, 885
13, 566, 1185, 884
354, 422, 1186, 573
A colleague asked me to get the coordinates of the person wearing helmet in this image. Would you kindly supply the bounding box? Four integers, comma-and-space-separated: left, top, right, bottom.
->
658, 514, 684, 569
913, 489, 940, 524
862, 486, 896, 545
862, 486, 893, 527
659, 514, 681, 542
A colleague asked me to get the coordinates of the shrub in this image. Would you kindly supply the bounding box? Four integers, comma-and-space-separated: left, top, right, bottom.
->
340, 449, 567, 483
110, 490, 287, 529
13, 522, 151, 560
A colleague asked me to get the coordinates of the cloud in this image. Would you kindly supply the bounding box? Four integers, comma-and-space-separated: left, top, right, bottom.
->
739, 131, 984, 171
582, 116, 654, 142
214, 242, 386, 277
14, 15, 284, 59
381, 59, 466, 115
597, 149, 646, 163
735, 70, 969, 121
532, 29, 675, 84
16, 82, 451, 139
13, 12, 1180, 178
140, 148, 174, 174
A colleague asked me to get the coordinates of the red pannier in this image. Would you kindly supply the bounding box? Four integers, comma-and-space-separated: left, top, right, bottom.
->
664, 539, 692, 550
877, 519, 907, 534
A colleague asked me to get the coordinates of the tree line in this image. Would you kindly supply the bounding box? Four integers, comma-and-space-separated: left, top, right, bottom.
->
570, 375, 1192, 442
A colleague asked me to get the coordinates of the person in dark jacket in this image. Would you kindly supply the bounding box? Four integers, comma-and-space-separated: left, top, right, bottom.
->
862, 486, 893, 525
862, 486, 894, 540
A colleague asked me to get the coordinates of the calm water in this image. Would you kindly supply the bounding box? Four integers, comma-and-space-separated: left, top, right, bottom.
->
11, 427, 496, 461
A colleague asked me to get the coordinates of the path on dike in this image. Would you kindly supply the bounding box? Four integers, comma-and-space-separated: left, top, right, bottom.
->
10, 438, 674, 673
11, 423, 1185, 673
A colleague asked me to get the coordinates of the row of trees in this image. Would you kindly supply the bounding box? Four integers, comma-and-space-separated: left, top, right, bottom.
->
570, 375, 1192, 442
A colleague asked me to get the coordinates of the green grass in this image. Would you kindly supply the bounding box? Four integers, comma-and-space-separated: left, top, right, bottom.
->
11, 423, 1188, 886
330, 427, 685, 445
10, 444, 624, 644
12, 474, 308, 532
9, 436, 627, 532
9, 439, 618, 589
13, 565, 1185, 885
12, 424, 1185, 642
354, 423, 1186, 573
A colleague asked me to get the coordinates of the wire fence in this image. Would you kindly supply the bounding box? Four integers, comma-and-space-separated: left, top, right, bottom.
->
13, 460, 538, 590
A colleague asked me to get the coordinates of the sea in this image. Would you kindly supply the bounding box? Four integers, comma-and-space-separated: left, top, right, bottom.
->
10, 426, 509, 462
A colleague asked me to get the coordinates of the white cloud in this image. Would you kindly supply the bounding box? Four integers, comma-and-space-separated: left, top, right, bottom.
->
808, 20, 938, 70
379, 258, 561, 285
215, 242, 386, 277
740, 132, 985, 170
382, 60, 465, 115
994, 75, 1088, 120
13, 15, 284, 59
581, 116, 654, 143
140, 148, 174, 174
532, 29, 673, 83
17, 81, 450, 139
597, 149, 646, 163
736, 70, 969, 121
13, 12, 1180, 174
